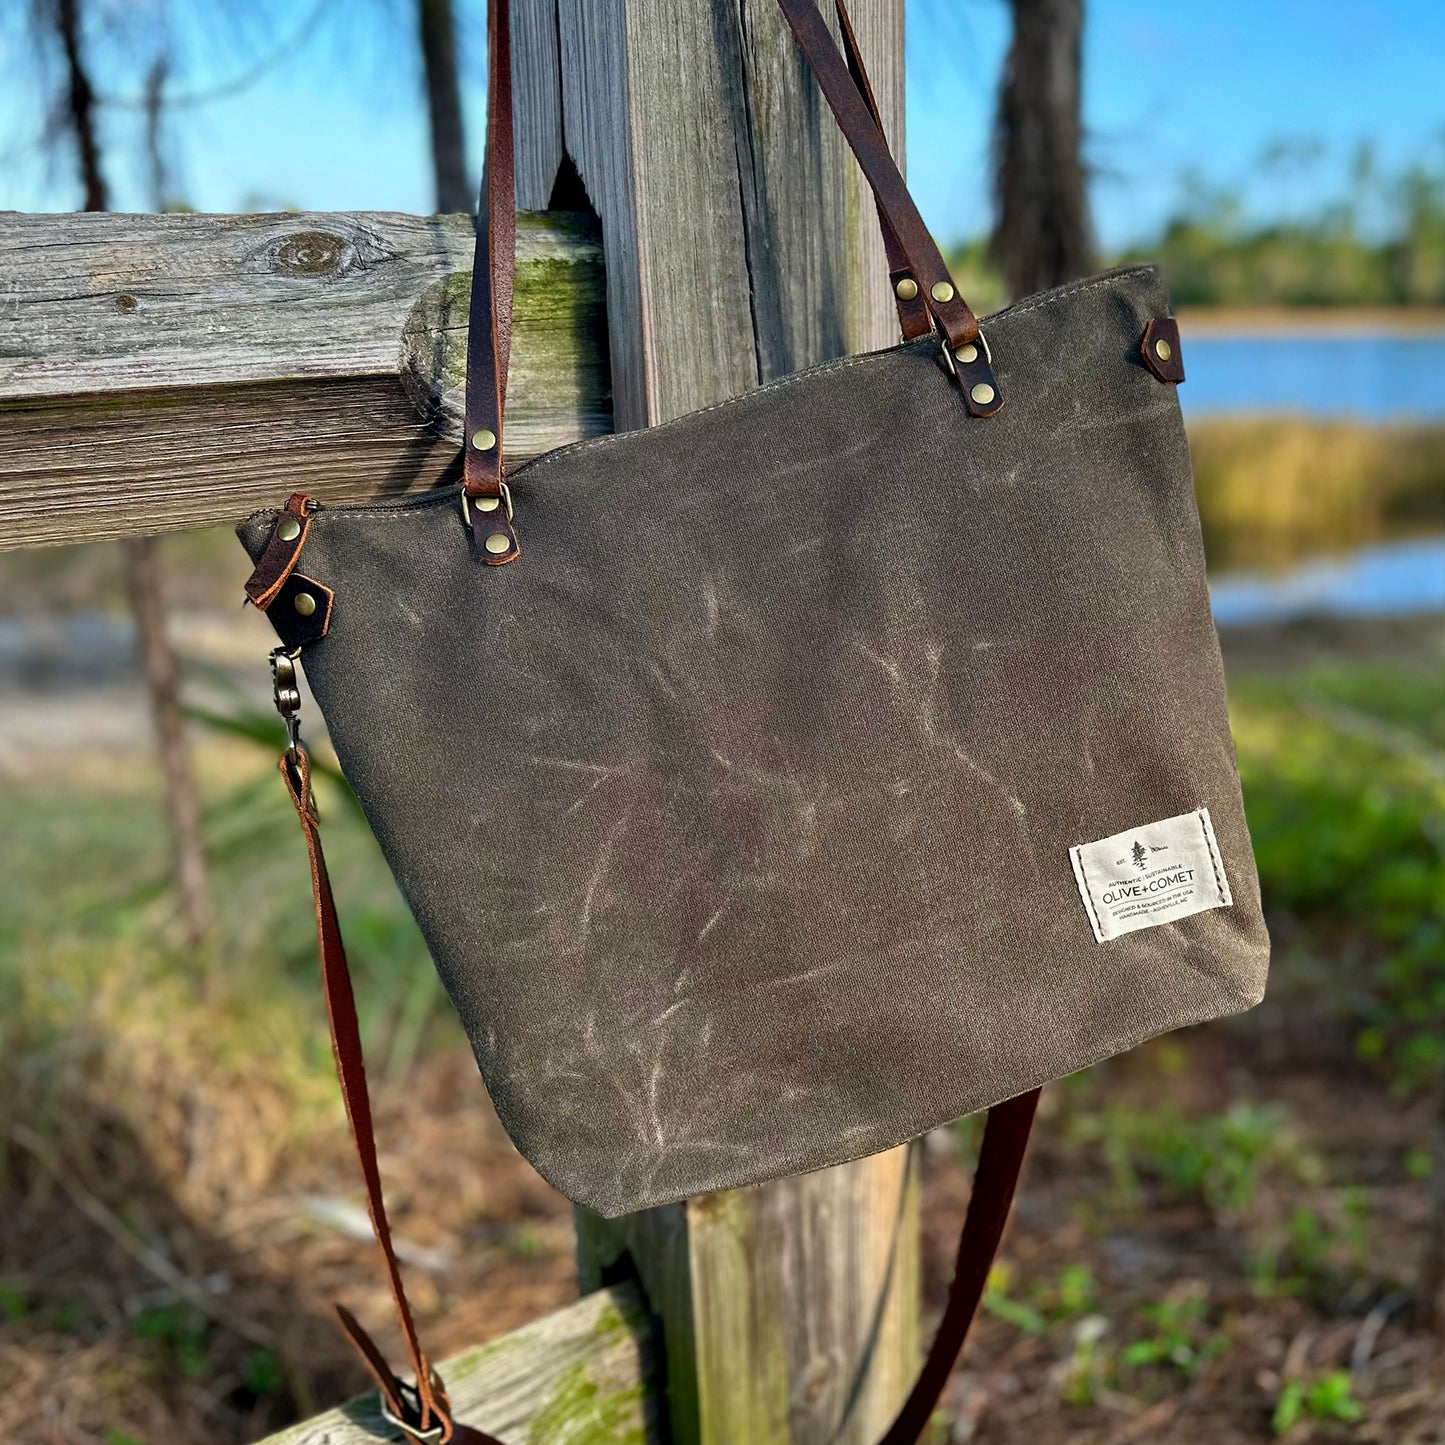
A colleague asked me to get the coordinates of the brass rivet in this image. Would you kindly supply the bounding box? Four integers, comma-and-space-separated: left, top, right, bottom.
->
1154, 338, 1173, 361
484, 532, 511, 555
955, 343, 978, 364
970, 383, 996, 406
894, 277, 919, 301
293, 591, 317, 616
277, 517, 302, 542
474, 495, 501, 513
930, 281, 955, 304
471, 428, 497, 451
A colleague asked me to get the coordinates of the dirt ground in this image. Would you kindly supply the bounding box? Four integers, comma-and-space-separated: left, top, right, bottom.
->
3, 1019, 1442, 1444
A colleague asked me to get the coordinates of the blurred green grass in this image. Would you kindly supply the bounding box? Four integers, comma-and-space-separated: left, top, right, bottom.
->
0, 741, 456, 1144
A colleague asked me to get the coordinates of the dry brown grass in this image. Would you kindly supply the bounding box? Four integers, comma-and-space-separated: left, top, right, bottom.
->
0, 754, 578, 1445
1188, 418, 1445, 569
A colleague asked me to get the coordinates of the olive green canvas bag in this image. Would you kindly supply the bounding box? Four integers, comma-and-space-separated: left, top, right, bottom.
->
238, 2, 1269, 1438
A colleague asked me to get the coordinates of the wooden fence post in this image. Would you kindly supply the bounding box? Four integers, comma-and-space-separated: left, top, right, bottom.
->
511, 4, 921, 1442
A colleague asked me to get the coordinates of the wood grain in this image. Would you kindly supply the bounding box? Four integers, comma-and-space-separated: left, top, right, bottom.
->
0, 209, 610, 549
577, 1149, 920, 1445
255, 1284, 660, 1444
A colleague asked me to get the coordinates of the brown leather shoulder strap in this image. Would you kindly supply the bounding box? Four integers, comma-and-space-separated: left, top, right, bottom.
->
462, 0, 515, 501
833, 0, 933, 342
772, 0, 1003, 413
282, 747, 503, 1445
459, 0, 999, 503
880, 1088, 1039, 1444
775, 0, 979, 348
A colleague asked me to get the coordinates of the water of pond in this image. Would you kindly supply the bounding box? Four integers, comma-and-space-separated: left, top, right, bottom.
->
1209, 534, 1445, 627
1182, 332, 1445, 421
1180, 329, 1445, 623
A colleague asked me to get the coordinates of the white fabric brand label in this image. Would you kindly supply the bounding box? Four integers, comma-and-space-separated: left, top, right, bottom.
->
1070, 808, 1232, 943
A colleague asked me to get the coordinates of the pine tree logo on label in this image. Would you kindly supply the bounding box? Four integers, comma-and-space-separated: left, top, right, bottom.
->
1115, 840, 1168, 870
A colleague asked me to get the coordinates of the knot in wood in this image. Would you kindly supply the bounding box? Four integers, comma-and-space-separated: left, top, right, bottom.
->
271, 230, 350, 278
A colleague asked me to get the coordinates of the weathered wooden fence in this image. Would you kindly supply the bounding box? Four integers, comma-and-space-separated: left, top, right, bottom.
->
1, 3, 930, 1441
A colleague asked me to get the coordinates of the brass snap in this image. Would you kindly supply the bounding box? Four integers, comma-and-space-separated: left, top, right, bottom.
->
475, 496, 501, 513
484, 532, 511, 555
955, 343, 978, 364
894, 277, 919, 301
930, 281, 955, 304
293, 592, 317, 616
969, 383, 996, 406
277, 517, 302, 542
1154, 338, 1173, 361
471, 429, 497, 451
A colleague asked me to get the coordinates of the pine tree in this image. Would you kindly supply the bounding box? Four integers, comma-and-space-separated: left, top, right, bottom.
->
1132, 841, 1148, 870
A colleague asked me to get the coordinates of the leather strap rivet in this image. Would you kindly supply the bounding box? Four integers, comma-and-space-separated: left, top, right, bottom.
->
1154, 338, 1173, 361
277, 517, 302, 542
930, 281, 955, 303
970, 383, 996, 406
294, 592, 318, 617
471, 429, 497, 451
894, 276, 918, 301
955, 343, 978, 364
474, 496, 501, 513
484, 532, 511, 555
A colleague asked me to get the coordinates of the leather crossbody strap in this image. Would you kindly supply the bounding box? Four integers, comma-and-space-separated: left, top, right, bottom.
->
282, 748, 500, 1445
282, 734, 1035, 1443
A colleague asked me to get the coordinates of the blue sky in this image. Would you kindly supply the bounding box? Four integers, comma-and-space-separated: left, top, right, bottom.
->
2, 0, 1442, 250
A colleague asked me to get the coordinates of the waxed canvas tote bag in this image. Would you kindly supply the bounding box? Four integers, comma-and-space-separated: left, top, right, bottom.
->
237, 0, 1270, 1439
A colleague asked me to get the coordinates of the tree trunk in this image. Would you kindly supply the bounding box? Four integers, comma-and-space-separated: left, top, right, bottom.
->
49, 0, 213, 951
123, 538, 214, 950
990, 0, 1093, 297
52, 0, 108, 211
417, 0, 471, 213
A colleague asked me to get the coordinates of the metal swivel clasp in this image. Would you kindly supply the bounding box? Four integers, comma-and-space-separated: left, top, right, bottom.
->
270, 648, 303, 756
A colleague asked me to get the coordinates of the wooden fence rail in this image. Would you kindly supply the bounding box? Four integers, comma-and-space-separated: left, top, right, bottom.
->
0, 209, 609, 549
261, 1285, 660, 1445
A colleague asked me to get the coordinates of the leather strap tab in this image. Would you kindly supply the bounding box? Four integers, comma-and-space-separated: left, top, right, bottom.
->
264, 571, 334, 649
464, 489, 520, 566
951, 343, 1004, 420
1141, 317, 1185, 383
244, 494, 315, 609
